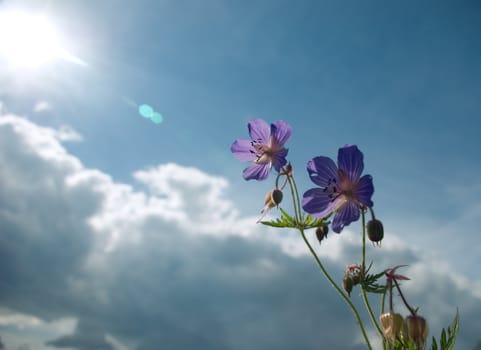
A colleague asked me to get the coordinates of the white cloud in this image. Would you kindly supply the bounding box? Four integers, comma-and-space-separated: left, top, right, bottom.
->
0, 311, 76, 350
33, 101, 52, 113
0, 311, 42, 329
56, 125, 83, 142
0, 112, 479, 350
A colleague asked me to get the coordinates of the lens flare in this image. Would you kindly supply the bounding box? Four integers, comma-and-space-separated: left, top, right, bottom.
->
138, 104, 153, 118
138, 103, 164, 124
150, 112, 163, 124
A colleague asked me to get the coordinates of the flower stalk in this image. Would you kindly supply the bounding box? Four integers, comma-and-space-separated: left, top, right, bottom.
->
361, 210, 384, 337
286, 171, 373, 350
231, 118, 459, 350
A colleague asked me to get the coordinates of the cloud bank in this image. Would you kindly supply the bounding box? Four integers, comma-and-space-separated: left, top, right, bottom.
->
0, 113, 479, 349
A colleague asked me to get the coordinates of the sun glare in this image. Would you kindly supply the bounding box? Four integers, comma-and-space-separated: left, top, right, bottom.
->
0, 10, 86, 68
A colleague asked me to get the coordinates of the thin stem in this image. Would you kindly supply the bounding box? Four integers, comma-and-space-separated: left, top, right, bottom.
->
298, 226, 373, 350
289, 172, 302, 219
361, 210, 383, 337
393, 279, 416, 316
275, 171, 289, 190
288, 175, 373, 350
381, 287, 387, 350
368, 206, 376, 220
361, 209, 367, 272
380, 287, 386, 314
389, 282, 393, 312
286, 176, 301, 224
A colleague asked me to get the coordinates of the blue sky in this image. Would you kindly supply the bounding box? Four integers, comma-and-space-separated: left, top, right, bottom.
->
1, 0, 481, 349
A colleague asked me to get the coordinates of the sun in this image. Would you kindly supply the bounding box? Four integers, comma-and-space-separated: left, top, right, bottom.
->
0, 10, 86, 69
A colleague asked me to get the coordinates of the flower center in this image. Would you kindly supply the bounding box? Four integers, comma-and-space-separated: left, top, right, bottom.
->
323, 177, 339, 201
250, 139, 273, 164
338, 169, 356, 200
323, 173, 355, 203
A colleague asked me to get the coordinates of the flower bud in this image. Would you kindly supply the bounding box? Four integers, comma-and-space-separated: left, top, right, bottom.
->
315, 225, 329, 244
405, 315, 428, 350
257, 189, 283, 223
342, 264, 362, 297
282, 162, 293, 176
265, 188, 283, 208
380, 312, 405, 341
342, 275, 353, 296
367, 219, 384, 246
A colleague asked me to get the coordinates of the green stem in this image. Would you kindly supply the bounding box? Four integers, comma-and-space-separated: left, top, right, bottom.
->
300, 228, 373, 350
289, 172, 304, 223
287, 175, 373, 350
380, 287, 386, 315
393, 279, 416, 316
380, 288, 387, 350
286, 173, 301, 225
361, 210, 384, 337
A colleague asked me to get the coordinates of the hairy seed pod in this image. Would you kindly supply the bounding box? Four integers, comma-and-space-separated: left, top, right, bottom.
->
367, 219, 384, 246
380, 312, 405, 341
263, 188, 283, 210
405, 315, 428, 350
315, 225, 329, 244
270, 189, 283, 206
342, 275, 353, 297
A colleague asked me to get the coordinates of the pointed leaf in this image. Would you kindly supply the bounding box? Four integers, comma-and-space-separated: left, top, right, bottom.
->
279, 208, 296, 226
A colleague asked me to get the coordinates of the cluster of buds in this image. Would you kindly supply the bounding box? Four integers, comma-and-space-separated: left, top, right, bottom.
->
342, 264, 363, 296
381, 266, 428, 349
380, 312, 428, 349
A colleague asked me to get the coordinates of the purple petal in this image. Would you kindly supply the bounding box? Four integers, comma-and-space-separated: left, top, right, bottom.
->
306, 156, 338, 187
338, 145, 364, 183
231, 139, 257, 161
332, 201, 360, 233
271, 148, 288, 172
302, 188, 339, 218
242, 163, 270, 181
270, 120, 292, 147
248, 119, 270, 144
355, 174, 374, 207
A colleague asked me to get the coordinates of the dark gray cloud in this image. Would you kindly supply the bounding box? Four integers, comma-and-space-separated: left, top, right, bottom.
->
0, 114, 479, 350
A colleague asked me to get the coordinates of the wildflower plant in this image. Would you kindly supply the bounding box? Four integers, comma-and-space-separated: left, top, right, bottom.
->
231, 119, 459, 350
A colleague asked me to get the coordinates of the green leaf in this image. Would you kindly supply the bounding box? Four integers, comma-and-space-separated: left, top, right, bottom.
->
440, 329, 447, 348
361, 269, 387, 294
279, 208, 296, 226
259, 208, 297, 228
430, 309, 459, 350
392, 337, 417, 350
300, 213, 332, 230
444, 309, 460, 350
303, 215, 313, 225
259, 218, 292, 228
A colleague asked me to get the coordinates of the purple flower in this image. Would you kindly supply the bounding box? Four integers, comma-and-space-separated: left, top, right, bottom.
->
385, 265, 410, 284
302, 145, 374, 233
231, 119, 291, 181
